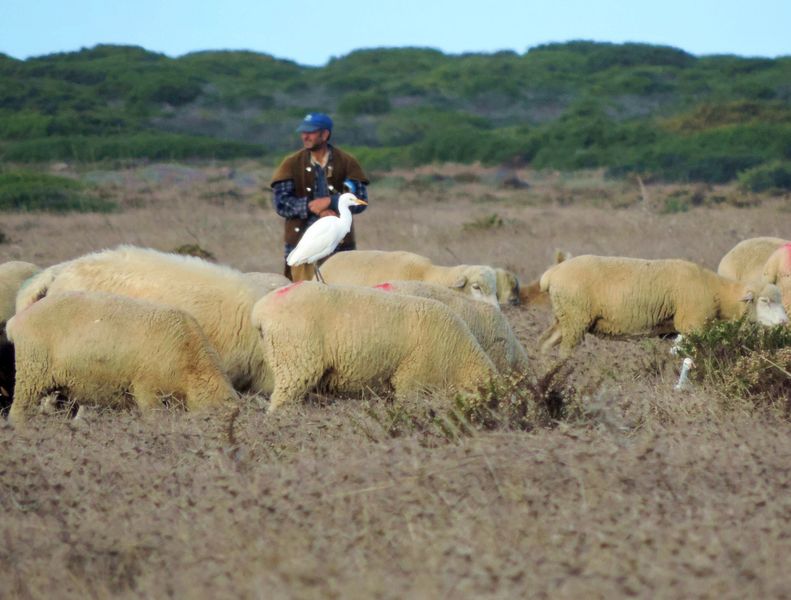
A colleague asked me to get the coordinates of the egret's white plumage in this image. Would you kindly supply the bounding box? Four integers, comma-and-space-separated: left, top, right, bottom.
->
674, 357, 694, 391
287, 192, 367, 282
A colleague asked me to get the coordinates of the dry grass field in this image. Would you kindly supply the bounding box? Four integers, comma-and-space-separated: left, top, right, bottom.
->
1, 161, 790, 598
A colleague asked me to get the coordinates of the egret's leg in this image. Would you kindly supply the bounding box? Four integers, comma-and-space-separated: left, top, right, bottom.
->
314, 264, 326, 284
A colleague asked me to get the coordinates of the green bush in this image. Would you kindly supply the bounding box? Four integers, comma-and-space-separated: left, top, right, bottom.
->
338, 90, 391, 115
0, 134, 265, 162
737, 161, 791, 192
677, 319, 791, 408
0, 171, 116, 212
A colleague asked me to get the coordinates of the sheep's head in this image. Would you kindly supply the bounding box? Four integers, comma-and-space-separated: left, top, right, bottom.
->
494, 268, 520, 306
743, 283, 789, 326
450, 266, 499, 306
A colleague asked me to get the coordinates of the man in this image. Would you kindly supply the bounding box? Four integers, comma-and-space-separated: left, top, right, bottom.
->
270, 112, 369, 281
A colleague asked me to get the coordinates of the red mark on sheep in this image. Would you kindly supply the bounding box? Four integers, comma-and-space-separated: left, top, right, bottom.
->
275, 281, 304, 296
374, 283, 394, 292
782, 243, 791, 268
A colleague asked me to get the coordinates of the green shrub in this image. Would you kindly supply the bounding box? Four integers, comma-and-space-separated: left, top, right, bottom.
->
338, 90, 391, 115
455, 362, 583, 431
0, 134, 265, 162
737, 161, 791, 193
677, 319, 791, 408
0, 171, 116, 212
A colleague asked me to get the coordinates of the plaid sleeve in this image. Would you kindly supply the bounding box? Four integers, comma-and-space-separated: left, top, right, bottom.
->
272, 179, 309, 219
329, 180, 369, 214
348, 180, 368, 215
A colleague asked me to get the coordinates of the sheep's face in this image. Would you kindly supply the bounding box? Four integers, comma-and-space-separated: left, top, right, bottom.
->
495, 269, 520, 306
451, 267, 499, 306
746, 283, 789, 326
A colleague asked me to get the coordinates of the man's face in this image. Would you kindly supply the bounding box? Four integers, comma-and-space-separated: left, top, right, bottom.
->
301, 129, 329, 150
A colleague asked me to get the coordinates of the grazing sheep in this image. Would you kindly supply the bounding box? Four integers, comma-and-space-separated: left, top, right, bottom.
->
0, 261, 40, 328
373, 280, 529, 373
717, 237, 788, 282
761, 243, 791, 314
251, 281, 498, 411
538, 255, 789, 357
318, 250, 500, 306
16, 246, 274, 393
494, 268, 520, 306
519, 250, 572, 307
7, 291, 238, 426
0, 261, 40, 408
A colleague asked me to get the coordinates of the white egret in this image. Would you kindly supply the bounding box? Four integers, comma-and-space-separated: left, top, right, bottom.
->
286, 192, 367, 283
674, 357, 694, 391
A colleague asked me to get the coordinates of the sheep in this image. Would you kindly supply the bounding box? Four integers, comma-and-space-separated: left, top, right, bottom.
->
15, 245, 274, 393
251, 281, 498, 411
0, 261, 40, 330
373, 280, 529, 373
318, 250, 500, 306
717, 237, 788, 283
494, 268, 520, 306
0, 261, 40, 409
538, 255, 789, 357
761, 243, 791, 314
6, 291, 238, 426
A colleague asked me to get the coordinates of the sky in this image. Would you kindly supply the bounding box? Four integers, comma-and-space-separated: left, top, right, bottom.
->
2, 0, 790, 65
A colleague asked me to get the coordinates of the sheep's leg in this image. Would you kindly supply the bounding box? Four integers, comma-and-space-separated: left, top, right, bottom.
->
268, 379, 313, 411
8, 356, 50, 426
538, 321, 562, 354
558, 324, 585, 358
186, 375, 236, 412
390, 373, 424, 399
133, 385, 163, 415
9, 382, 51, 426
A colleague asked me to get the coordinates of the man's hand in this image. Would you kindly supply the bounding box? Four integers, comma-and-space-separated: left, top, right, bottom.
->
308, 196, 331, 215
318, 209, 338, 218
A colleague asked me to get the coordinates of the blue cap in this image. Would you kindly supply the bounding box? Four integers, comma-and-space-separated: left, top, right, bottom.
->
296, 112, 333, 133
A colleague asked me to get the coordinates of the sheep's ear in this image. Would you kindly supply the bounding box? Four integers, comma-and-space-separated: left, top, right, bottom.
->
451, 276, 467, 289
741, 290, 755, 303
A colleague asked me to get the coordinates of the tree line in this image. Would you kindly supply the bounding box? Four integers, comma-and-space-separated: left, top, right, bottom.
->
1, 41, 790, 188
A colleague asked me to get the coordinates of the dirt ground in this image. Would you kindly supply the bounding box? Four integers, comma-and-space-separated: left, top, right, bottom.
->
1, 161, 790, 598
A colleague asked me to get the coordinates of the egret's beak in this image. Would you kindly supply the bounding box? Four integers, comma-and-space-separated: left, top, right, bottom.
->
354, 199, 368, 206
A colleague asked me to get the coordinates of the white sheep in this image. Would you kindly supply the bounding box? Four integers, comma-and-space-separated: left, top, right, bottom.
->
717, 237, 788, 282
0, 261, 40, 405
538, 255, 789, 357
318, 250, 500, 306
251, 281, 498, 411
0, 261, 40, 331
372, 280, 529, 373
7, 291, 238, 426
761, 242, 791, 315
494, 268, 520, 306
16, 245, 274, 393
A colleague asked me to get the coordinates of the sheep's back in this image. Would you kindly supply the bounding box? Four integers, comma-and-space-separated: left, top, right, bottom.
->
718, 237, 788, 282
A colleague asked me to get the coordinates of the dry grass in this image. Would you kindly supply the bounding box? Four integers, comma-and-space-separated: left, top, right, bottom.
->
1, 161, 790, 598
